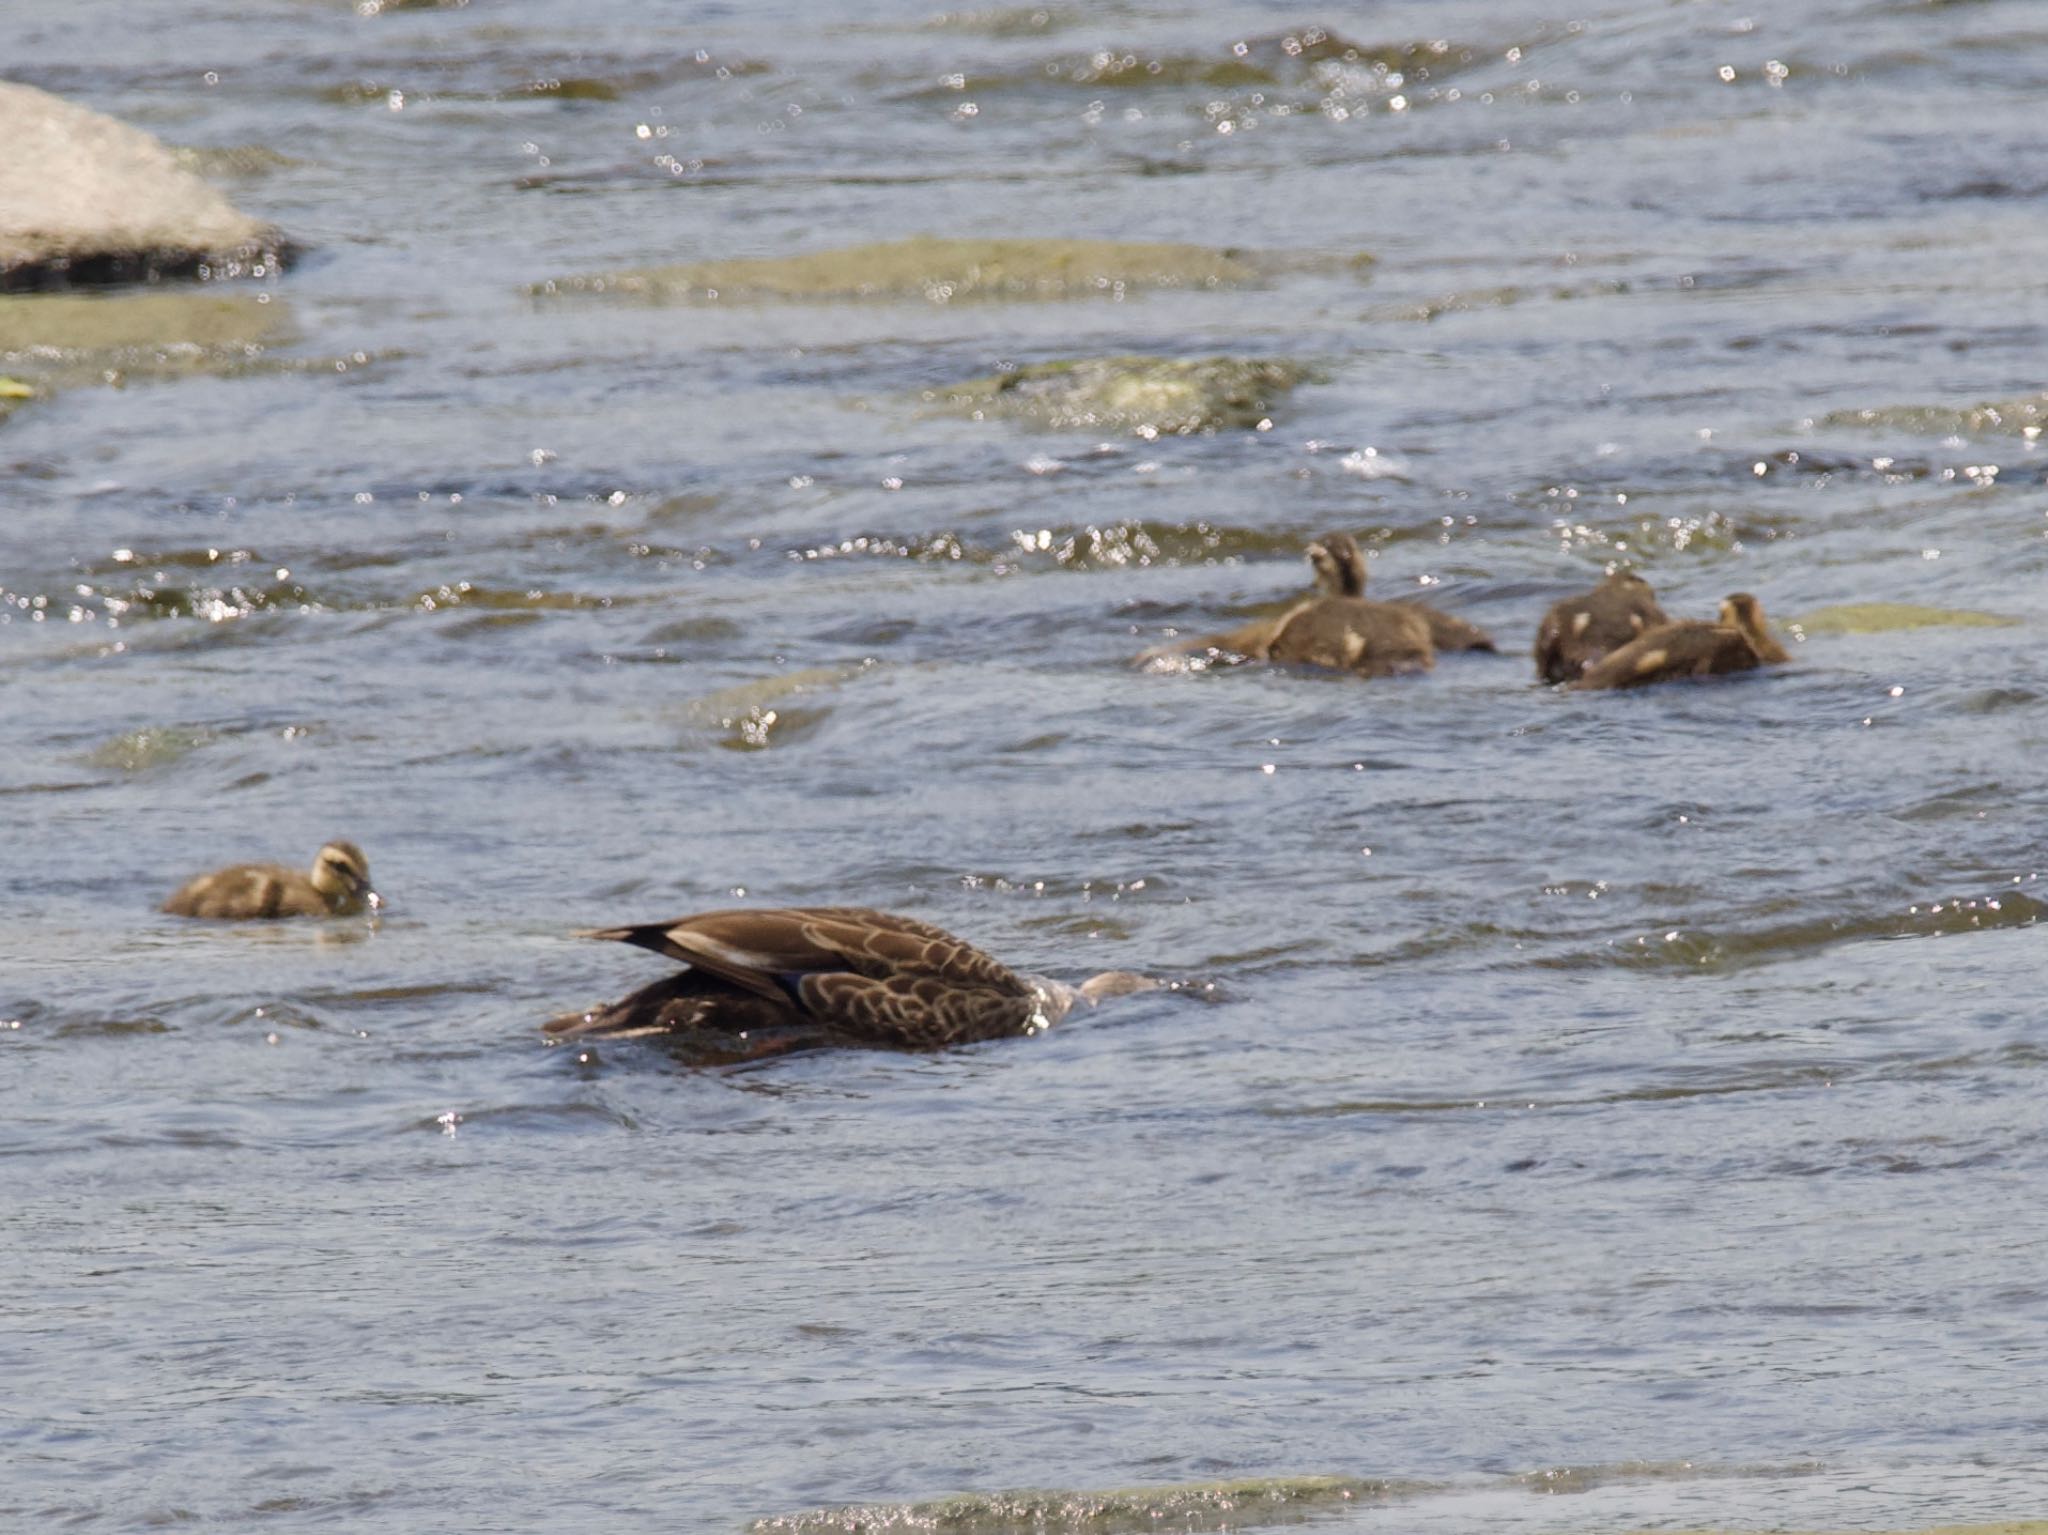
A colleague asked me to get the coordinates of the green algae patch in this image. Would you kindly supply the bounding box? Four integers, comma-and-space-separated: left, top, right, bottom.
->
410, 582, 634, 614
84, 726, 219, 774
1818, 393, 2048, 438
749, 1475, 1397, 1535
913, 28, 1513, 97
919, 5, 1084, 37
0, 289, 303, 402
0, 290, 288, 355
1791, 602, 2020, 637
0, 290, 394, 410
1361, 277, 1632, 323
684, 663, 876, 752
171, 144, 303, 179
534, 237, 1367, 306
930, 355, 1315, 435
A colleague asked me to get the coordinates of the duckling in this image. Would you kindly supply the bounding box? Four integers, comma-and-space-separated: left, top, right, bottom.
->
1263, 589, 1435, 676
162, 839, 380, 919
1534, 569, 1671, 684
1138, 533, 1434, 677
548, 905, 1154, 1055
1310, 532, 1496, 652
1570, 592, 1790, 691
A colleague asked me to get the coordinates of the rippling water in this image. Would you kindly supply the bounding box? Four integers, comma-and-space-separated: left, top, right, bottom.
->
5, 0, 2048, 1529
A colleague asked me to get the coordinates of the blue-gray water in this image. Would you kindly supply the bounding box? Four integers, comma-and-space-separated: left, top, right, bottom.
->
4, 0, 2047, 1530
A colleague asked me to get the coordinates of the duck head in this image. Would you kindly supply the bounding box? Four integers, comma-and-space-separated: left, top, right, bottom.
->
1306, 532, 1367, 598
1719, 592, 1790, 664
310, 839, 380, 914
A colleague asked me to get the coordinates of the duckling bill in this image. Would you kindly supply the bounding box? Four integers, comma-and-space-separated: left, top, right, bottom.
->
550, 905, 1152, 1057
1569, 592, 1789, 690
1534, 569, 1670, 683
162, 840, 379, 919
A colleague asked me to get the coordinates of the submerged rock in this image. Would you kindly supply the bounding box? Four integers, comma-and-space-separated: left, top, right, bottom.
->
750, 1475, 1398, 1535
536, 237, 1367, 305
0, 289, 297, 425
0, 289, 392, 426
1790, 602, 2020, 636
0, 290, 288, 356
931, 355, 1314, 435
1818, 393, 2048, 439
683, 663, 875, 752
0, 82, 295, 291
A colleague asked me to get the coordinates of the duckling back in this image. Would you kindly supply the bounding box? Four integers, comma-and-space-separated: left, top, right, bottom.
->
1535, 571, 1670, 683
1267, 597, 1434, 676
163, 863, 335, 919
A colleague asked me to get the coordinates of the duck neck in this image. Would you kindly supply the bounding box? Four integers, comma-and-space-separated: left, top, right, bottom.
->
1025, 977, 1081, 1029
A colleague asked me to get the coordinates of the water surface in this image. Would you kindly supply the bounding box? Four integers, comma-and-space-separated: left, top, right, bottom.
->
4, 0, 2047, 1529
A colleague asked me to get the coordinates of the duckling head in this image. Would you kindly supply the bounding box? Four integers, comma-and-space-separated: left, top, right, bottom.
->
1719, 592, 1790, 663
310, 840, 380, 914
1306, 532, 1367, 598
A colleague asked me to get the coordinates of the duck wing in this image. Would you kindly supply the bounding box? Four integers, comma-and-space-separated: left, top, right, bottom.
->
545, 968, 814, 1047
584, 907, 1044, 1045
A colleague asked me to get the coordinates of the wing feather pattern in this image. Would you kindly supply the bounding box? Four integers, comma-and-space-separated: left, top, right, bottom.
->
578, 907, 1042, 1048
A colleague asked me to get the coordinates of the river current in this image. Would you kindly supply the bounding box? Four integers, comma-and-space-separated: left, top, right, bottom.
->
4, 0, 2047, 1530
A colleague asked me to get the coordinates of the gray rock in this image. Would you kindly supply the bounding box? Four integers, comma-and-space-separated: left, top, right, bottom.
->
0, 82, 294, 291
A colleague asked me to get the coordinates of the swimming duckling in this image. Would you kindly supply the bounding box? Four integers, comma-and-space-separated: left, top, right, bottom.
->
1139, 533, 1434, 677
1534, 569, 1671, 684
162, 839, 380, 919
1262, 588, 1435, 676
548, 906, 1154, 1055
1310, 532, 1496, 653
1569, 592, 1790, 691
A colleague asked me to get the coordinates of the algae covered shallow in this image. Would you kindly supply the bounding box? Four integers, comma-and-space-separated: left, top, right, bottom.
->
0, 290, 290, 357
1817, 393, 2048, 439
8, 0, 2048, 1531
928, 356, 1317, 435
534, 237, 1369, 305
1791, 602, 2021, 636
750, 1475, 1395, 1535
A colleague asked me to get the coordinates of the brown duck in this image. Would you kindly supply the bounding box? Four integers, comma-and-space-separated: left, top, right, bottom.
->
162, 840, 379, 919
1310, 532, 1496, 652
1570, 593, 1790, 691
1534, 569, 1671, 683
1140, 533, 1434, 677
548, 906, 1154, 1056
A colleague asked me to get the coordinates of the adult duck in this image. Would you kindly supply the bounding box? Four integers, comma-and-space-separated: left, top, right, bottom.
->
549, 906, 1153, 1055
